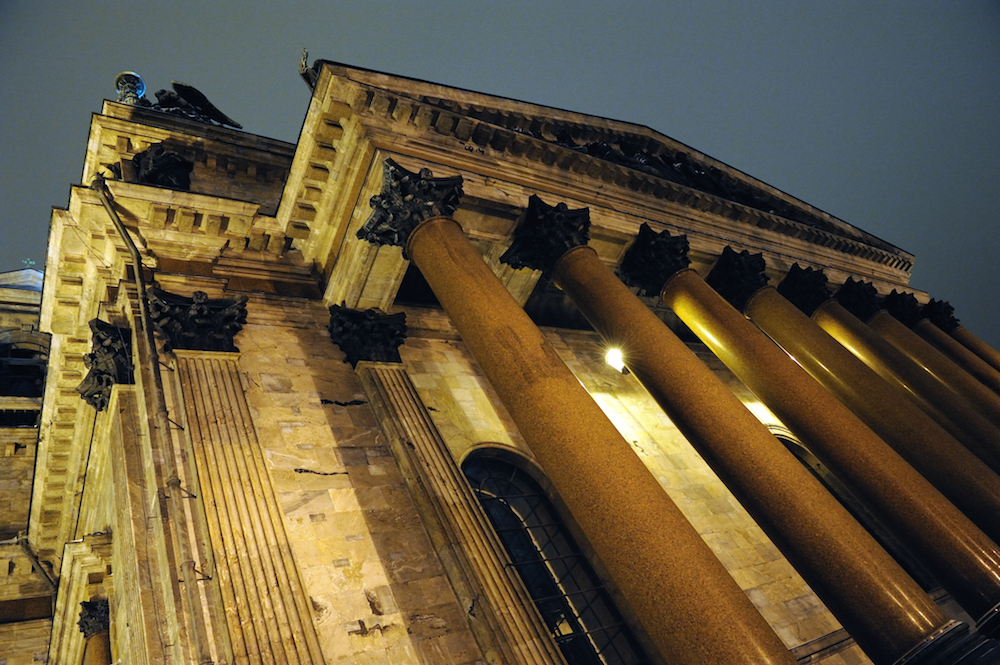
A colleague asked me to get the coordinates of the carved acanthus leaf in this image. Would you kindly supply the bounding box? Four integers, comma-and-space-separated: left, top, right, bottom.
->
776, 264, 832, 316
146, 287, 248, 353
329, 305, 407, 368
358, 159, 463, 250
921, 299, 960, 332
833, 278, 883, 323
76, 319, 133, 412
499, 195, 590, 276
78, 598, 110, 638
881, 290, 924, 328
704, 246, 769, 313
617, 223, 691, 297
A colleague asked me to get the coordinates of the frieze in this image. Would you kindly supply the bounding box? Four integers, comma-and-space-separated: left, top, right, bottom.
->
617, 223, 691, 297
704, 247, 769, 313
777, 264, 832, 316
357, 159, 463, 251
329, 305, 407, 367
833, 278, 883, 323
78, 598, 110, 638
881, 290, 924, 328
146, 286, 248, 353
921, 299, 961, 333
500, 195, 590, 276
76, 320, 133, 412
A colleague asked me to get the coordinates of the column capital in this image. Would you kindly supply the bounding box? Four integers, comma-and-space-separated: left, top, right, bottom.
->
500, 195, 590, 276
833, 278, 882, 323
704, 246, 769, 312
77, 319, 133, 411
776, 264, 831, 316
78, 598, 110, 639
147, 286, 248, 352
882, 290, 924, 327
328, 305, 407, 368
617, 223, 690, 296
922, 299, 961, 333
357, 159, 463, 249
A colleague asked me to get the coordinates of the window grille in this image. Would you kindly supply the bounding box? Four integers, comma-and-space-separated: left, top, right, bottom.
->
463, 454, 652, 665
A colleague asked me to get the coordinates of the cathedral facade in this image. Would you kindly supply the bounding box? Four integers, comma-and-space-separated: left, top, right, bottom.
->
7, 61, 1000, 664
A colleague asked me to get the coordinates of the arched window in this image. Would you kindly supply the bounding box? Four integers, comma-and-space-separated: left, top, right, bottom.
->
463, 454, 652, 665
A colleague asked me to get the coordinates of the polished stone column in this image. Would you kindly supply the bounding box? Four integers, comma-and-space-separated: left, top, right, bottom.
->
824, 280, 1000, 474
356, 161, 795, 665
774, 266, 1000, 541
500, 210, 960, 665
872, 291, 1000, 430
661, 246, 1000, 635
951, 325, 1000, 374
918, 300, 1000, 396
78, 599, 112, 665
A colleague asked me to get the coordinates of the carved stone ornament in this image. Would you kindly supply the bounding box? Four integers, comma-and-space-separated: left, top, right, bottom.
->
116, 73, 242, 129
131, 143, 194, 190
78, 598, 110, 638
833, 278, 883, 323
146, 286, 248, 353
704, 246, 769, 313
776, 264, 832, 316
329, 305, 407, 368
77, 319, 134, 412
921, 299, 961, 332
499, 195, 590, 276
357, 159, 464, 251
881, 290, 924, 328
617, 223, 691, 297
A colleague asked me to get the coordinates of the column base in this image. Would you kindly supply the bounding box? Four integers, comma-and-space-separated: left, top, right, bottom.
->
896, 620, 1000, 665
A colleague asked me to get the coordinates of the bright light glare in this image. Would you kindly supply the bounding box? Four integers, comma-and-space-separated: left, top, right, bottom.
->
605, 348, 626, 373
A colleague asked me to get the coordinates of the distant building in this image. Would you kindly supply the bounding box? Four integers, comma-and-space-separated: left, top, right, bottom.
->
8, 63, 1000, 664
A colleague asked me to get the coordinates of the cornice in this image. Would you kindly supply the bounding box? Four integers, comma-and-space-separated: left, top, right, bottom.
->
313, 66, 912, 275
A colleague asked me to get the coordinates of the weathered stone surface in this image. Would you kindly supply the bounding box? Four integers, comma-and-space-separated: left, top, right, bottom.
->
78, 598, 109, 638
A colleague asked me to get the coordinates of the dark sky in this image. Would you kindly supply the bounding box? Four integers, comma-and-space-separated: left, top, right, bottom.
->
2, 2, 998, 345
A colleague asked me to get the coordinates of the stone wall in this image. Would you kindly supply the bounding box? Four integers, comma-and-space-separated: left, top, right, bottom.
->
0, 618, 51, 665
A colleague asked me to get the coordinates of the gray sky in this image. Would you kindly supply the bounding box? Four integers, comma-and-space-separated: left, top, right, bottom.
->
2, 2, 998, 345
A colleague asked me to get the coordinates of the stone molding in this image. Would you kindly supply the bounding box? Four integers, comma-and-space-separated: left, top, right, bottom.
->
922, 299, 961, 333
500, 195, 590, 276
322, 70, 912, 272
78, 598, 110, 638
357, 159, 463, 250
146, 286, 248, 352
704, 246, 770, 313
617, 222, 691, 297
833, 278, 883, 323
76, 319, 134, 412
328, 305, 407, 367
776, 264, 833, 317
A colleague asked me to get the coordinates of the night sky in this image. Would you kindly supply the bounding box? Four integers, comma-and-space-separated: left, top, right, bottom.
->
2, 2, 998, 345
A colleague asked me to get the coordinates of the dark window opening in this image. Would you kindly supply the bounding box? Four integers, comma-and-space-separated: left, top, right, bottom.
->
0, 409, 39, 428
463, 454, 652, 665
0, 342, 47, 398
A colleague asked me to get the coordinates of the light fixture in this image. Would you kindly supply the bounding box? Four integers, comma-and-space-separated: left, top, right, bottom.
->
605, 347, 629, 374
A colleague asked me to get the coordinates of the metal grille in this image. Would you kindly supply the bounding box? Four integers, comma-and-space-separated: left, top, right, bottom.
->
463, 455, 652, 665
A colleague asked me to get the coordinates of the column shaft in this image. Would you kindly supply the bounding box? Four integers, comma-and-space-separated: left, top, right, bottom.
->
749, 292, 1000, 545
916, 320, 1000, 396
661, 271, 1000, 629
813, 301, 1000, 475
406, 217, 795, 665
554, 247, 946, 665
952, 326, 1000, 374
82, 632, 112, 665
870, 312, 1000, 430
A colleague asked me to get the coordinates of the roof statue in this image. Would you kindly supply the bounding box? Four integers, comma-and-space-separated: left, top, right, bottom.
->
114, 72, 242, 129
